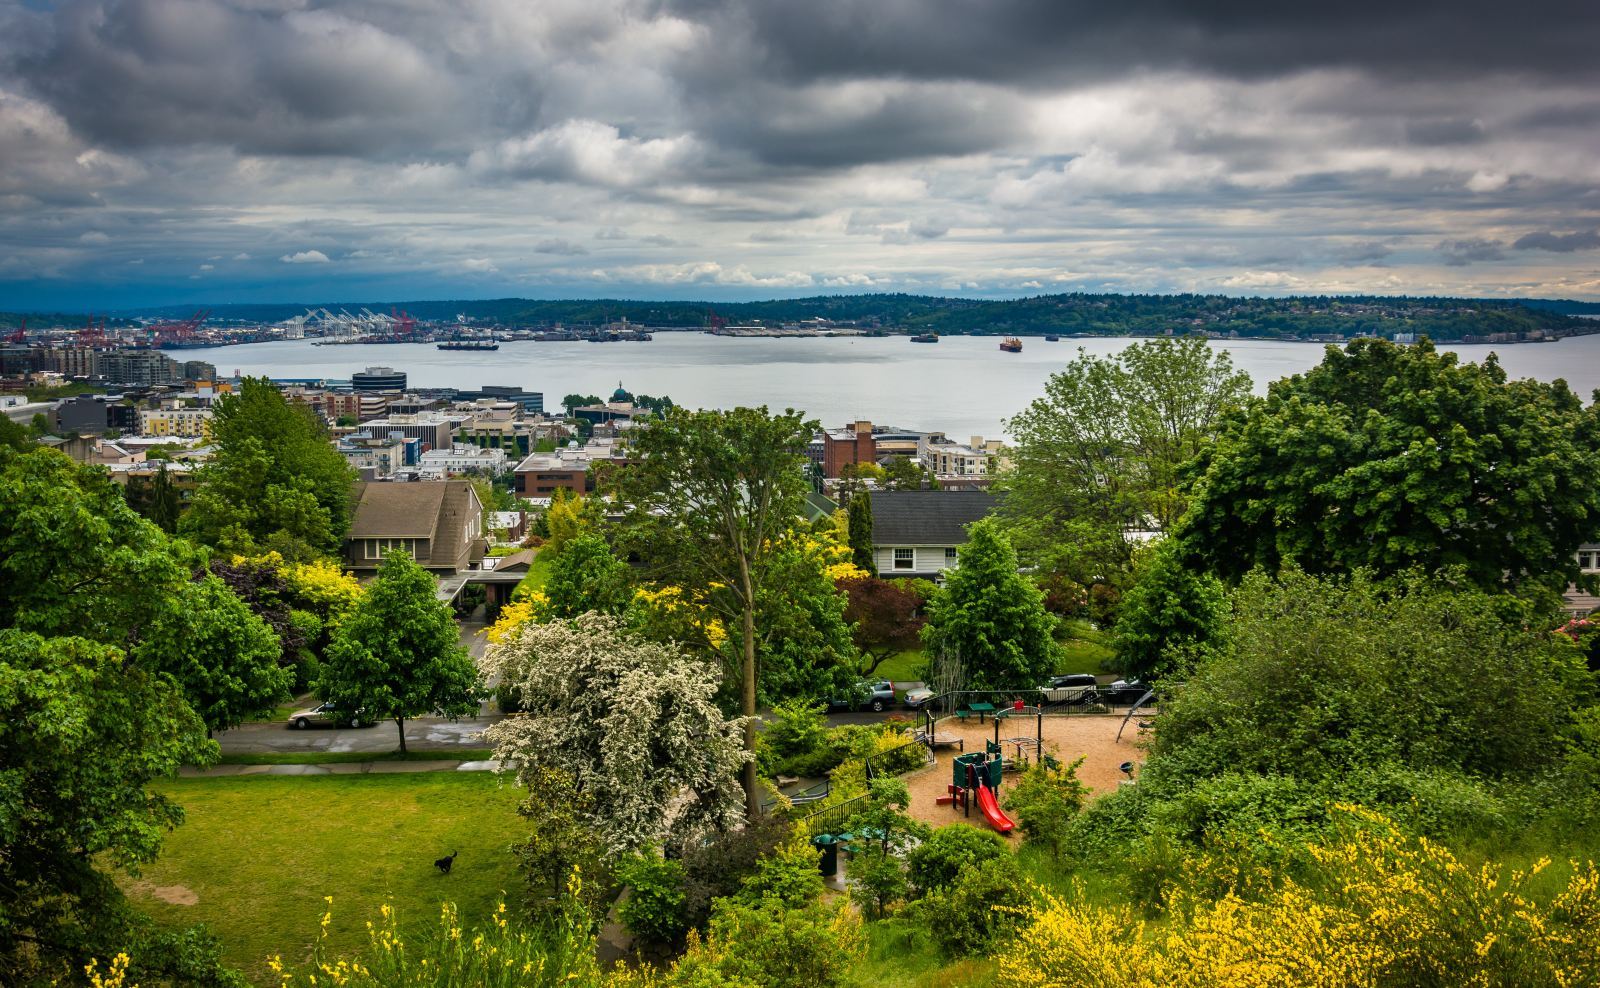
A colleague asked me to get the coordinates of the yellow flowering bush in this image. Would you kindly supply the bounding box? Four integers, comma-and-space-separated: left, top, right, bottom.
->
280, 556, 364, 620
484, 593, 549, 644
998, 807, 1600, 988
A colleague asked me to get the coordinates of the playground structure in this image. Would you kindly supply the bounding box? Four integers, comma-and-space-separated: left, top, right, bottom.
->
994, 703, 1044, 770
940, 744, 1017, 834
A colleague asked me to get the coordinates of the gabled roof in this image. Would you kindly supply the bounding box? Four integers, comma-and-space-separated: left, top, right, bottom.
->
869, 490, 996, 546
349, 482, 446, 539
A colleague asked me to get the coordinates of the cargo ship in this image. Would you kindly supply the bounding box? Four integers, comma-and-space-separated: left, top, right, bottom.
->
909, 332, 939, 343
999, 337, 1023, 352
437, 340, 500, 351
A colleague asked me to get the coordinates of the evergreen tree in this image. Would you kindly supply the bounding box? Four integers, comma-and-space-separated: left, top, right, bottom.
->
320, 552, 480, 753
148, 462, 180, 533
921, 518, 1059, 691
847, 493, 875, 573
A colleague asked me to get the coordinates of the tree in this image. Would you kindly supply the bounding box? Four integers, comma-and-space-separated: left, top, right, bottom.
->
0, 412, 30, 451
1000, 337, 1251, 587
921, 518, 1059, 690
0, 630, 233, 985
741, 530, 860, 704
612, 405, 818, 817
839, 576, 927, 675
882, 456, 933, 491
1179, 338, 1600, 598
847, 493, 874, 572
545, 532, 633, 618
147, 462, 181, 532
320, 552, 479, 753
562, 393, 602, 416
181, 377, 355, 560
1, 447, 197, 646
135, 575, 290, 733
1112, 538, 1229, 680
481, 613, 748, 858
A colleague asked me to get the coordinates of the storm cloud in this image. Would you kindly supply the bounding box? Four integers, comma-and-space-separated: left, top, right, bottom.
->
2, 0, 1599, 307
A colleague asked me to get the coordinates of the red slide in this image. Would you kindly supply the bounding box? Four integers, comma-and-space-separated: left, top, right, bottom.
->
974, 783, 1016, 835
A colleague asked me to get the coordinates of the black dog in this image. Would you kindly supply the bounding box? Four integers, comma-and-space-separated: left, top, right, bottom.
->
434, 851, 458, 875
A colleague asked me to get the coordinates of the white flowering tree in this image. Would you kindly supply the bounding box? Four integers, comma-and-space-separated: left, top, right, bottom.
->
482, 612, 749, 858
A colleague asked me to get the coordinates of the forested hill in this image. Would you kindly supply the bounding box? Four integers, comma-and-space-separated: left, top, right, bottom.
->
9, 293, 1597, 341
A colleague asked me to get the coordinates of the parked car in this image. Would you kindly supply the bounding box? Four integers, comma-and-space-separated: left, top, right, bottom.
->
901, 685, 935, 710
827, 680, 897, 713
287, 702, 373, 729
1038, 673, 1100, 707
1098, 680, 1154, 706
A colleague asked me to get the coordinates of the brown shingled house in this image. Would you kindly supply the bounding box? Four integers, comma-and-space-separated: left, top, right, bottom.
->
345, 481, 486, 575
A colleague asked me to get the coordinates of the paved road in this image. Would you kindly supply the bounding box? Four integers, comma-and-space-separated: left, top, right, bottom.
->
216, 714, 504, 755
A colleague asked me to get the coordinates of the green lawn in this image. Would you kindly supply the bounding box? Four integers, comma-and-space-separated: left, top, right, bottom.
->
1056, 619, 1115, 676
124, 774, 526, 985
514, 549, 555, 595
874, 649, 929, 684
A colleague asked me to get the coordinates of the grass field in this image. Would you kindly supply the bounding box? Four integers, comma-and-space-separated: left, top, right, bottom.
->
1056, 619, 1115, 676
124, 774, 527, 985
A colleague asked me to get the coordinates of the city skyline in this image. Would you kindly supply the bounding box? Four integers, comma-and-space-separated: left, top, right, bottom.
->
3, 0, 1599, 309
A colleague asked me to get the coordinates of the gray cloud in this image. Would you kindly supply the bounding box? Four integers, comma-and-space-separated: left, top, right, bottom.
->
3, 0, 1600, 306
1513, 229, 1600, 252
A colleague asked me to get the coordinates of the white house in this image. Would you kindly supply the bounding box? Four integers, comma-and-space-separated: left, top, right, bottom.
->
869, 489, 997, 579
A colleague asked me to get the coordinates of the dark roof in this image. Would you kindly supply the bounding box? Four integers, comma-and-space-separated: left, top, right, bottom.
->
869, 490, 996, 546
349, 480, 484, 569
350, 482, 446, 538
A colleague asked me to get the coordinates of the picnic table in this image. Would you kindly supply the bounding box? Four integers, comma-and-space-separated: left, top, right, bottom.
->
967, 702, 996, 724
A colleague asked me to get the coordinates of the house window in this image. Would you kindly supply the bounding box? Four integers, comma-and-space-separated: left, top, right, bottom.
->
893, 548, 915, 570
945, 547, 958, 567
1582, 551, 1597, 571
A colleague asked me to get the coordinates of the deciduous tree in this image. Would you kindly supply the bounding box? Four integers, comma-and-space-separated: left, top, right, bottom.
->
545, 532, 633, 618
1001, 337, 1251, 587
1180, 338, 1600, 597
922, 518, 1059, 691
839, 576, 927, 675
1112, 538, 1229, 681
320, 552, 479, 753
482, 613, 748, 857
182, 377, 355, 560
135, 575, 291, 733
612, 405, 817, 817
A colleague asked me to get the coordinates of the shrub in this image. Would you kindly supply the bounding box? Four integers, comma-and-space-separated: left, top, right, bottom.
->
1000, 807, 1600, 988
917, 855, 1041, 958
737, 830, 826, 907
1004, 756, 1089, 860
658, 896, 866, 988
848, 851, 909, 919
679, 814, 791, 930
615, 851, 689, 946
907, 823, 1010, 894
760, 698, 830, 767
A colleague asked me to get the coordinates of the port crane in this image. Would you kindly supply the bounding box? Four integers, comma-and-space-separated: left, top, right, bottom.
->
147, 310, 209, 346
4, 317, 24, 345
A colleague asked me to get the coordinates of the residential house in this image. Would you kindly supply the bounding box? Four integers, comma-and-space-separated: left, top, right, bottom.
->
1565, 543, 1600, 617
869, 489, 997, 578
344, 480, 486, 575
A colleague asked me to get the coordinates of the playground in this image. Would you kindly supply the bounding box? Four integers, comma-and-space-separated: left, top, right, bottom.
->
902, 710, 1146, 830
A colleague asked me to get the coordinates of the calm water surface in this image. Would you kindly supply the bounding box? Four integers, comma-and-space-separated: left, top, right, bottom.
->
179, 333, 1600, 440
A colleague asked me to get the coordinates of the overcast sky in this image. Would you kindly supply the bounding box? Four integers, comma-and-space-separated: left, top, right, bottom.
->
3, 0, 1599, 310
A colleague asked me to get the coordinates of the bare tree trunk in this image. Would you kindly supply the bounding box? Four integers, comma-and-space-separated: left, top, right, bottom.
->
739, 559, 760, 819
396, 715, 408, 754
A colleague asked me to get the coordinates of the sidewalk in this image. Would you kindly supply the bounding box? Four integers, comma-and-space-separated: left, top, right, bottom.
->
178, 758, 504, 778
